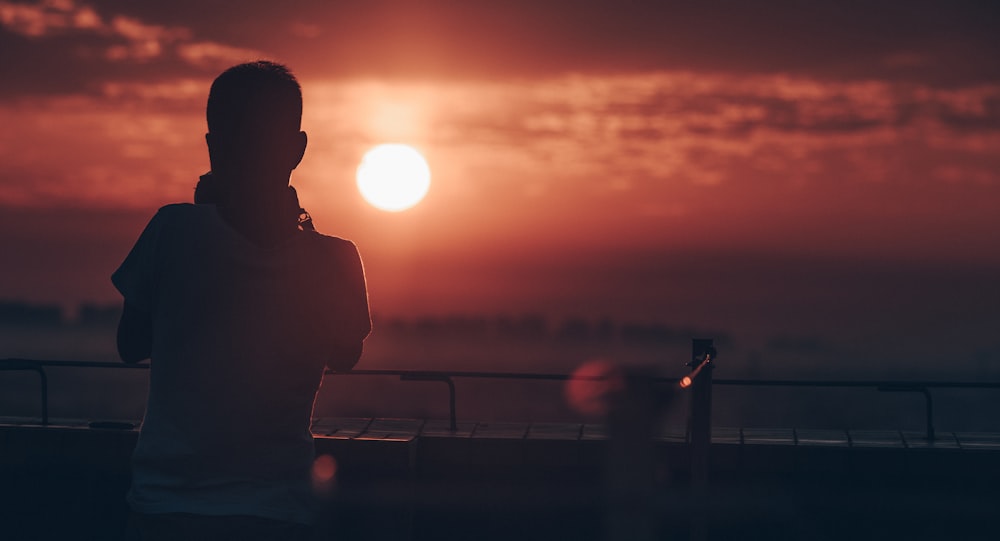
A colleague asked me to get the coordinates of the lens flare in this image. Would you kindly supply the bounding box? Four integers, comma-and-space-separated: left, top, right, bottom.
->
564, 359, 626, 416
311, 454, 338, 492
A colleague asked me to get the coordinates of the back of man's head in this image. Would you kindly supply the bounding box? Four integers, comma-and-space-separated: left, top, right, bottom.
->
206, 61, 306, 186
208, 61, 302, 136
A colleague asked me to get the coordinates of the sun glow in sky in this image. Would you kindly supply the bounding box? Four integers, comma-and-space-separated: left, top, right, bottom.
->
356, 144, 431, 212
1, 0, 1000, 373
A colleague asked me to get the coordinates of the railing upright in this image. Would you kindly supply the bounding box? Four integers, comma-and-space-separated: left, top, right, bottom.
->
688, 339, 715, 488
687, 339, 715, 541
0, 359, 48, 425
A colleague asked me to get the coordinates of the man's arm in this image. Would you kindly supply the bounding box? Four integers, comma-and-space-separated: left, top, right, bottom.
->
324, 239, 371, 373
117, 301, 152, 363
112, 207, 168, 363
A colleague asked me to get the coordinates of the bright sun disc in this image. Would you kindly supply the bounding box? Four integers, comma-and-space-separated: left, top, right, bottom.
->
356, 144, 431, 212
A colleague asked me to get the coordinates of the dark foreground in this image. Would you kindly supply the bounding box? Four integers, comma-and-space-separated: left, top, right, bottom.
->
1, 417, 998, 541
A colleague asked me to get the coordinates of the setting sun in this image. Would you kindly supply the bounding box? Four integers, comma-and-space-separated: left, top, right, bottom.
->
356, 144, 431, 212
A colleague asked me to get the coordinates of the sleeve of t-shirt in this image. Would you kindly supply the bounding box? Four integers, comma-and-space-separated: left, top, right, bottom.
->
111, 208, 170, 312
337, 239, 372, 344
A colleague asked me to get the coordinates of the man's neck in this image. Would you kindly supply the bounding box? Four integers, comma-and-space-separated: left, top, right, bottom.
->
216, 186, 298, 247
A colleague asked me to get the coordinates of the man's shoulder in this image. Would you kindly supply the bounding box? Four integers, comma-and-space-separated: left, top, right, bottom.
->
299, 232, 363, 267
155, 202, 205, 217
147, 203, 217, 228
305, 231, 358, 251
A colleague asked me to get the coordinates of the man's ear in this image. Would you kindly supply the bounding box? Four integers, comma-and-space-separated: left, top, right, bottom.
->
290, 131, 307, 170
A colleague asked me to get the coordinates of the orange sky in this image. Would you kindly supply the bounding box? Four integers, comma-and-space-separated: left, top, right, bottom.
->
2, 0, 999, 372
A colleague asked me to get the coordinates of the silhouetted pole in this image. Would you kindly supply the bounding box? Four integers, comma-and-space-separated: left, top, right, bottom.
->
688, 339, 715, 541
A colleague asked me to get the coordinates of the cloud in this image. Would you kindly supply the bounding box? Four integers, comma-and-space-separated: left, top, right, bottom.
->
0, 0, 188, 60
1, 68, 999, 245
176, 41, 262, 68
102, 14, 189, 61
0, 92, 204, 209
338, 72, 1000, 191
4, 0, 1000, 100
99, 78, 205, 103
0, 0, 99, 36
0, 0, 264, 91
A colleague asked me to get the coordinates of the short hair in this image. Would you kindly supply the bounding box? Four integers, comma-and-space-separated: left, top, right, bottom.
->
206, 61, 302, 135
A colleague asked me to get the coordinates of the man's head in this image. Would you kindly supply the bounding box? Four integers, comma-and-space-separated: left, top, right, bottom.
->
206, 61, 307, 190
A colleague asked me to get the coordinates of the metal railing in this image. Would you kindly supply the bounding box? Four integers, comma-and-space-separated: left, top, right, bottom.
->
3, 351, 1000, 441
0, 358, 681, 429
714, 378, 1000, 441
6, 347, 1000, 541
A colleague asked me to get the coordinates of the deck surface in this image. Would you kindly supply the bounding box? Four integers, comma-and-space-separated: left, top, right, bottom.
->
3, 415, 999, 449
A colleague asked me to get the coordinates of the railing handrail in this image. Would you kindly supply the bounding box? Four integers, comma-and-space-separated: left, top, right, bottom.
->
714, 378, 1000, 389
4, 358, 1000, 387
3, 357, 1000, 433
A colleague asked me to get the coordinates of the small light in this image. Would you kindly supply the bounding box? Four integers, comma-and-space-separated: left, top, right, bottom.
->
680, 376, 692, 388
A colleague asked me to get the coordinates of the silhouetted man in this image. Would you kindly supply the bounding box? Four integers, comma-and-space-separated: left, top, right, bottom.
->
113, 61, 371, 540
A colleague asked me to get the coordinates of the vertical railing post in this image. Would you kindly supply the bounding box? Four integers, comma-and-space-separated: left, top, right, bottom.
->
399, 374, 457, 431
688, 338, 715, 541
689, 339, 715, 485
0, 360, 49, 426
877, 384, 935, 442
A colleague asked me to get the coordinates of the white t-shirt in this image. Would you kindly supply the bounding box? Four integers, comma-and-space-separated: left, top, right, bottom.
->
112, 203, 371, 524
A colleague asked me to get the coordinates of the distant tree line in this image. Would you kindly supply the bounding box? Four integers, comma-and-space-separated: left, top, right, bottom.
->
377, 313, 730, 346
0, 300, 120, 328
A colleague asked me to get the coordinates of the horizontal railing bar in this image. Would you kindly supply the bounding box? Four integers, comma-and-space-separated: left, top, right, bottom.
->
715, 379, 1000, 389
339, 369, 604, 381
3, 359, 1000, 389
5, 357, 1000, 438
1, 359, 151, 369
0, 359, 659, 381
